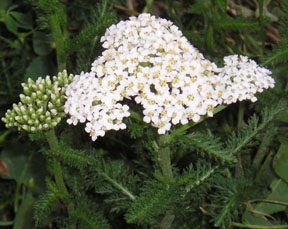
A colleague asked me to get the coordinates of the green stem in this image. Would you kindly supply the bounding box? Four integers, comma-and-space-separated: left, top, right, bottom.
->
45, 129, 69, 195
143, 0, 154, 13
231, 222, 288, 228
99, 171, 136, 201
0, 36, 14, 46
237, 102, 245, 130
158, 135, 174, 182
254, 151, 273, 184
158, 134, 174, 228
249, 199, 288, 206
14, 181, 21, 213
0, 129, 12, 144
1, 59, 13, 98
48, 14, 67, 71
0, 221, 13, 226
253, 124, 276, 168
215, 194, 236, 227
45, 129, 76, 229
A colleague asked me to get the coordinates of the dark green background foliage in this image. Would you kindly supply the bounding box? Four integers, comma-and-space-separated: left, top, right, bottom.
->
1, 0, 288, 228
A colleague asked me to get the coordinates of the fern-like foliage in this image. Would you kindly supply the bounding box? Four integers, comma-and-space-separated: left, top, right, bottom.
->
214, 16, 266, 31
85, 158, 139, 212
75, 197, 111, 229
261, 0, 288, 66
125, 162, 218, 225
72, 1, 116, 73
176, 162, 218, 195
125, 179, 177, 225
207, 170, 267, 228
179, 132, 237, 164
33, 178, 61, 227
226, 106, 282, 155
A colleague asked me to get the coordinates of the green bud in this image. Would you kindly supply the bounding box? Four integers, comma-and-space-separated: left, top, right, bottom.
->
20, 105, 26, 114
38, 84, 44, 91
36, 91, 43, 98
28, 178, 35, 189
52, 121, 58, 127
31, 92, 37, 100
22, 125, 28, 131
27, 78, 33, 85
36, 107, 44, 116
35, 99, 42, 107
43, 95, 48, 101
55, 98, 61, 106
39, 115, 45, 121
31, 113, 37, 120
46, 116, 51, 123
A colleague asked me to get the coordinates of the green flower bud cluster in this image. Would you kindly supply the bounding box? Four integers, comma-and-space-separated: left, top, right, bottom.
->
1, 70, 74, 133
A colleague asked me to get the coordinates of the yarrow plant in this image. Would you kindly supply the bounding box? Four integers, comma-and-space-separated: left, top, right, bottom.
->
64, 13, 275, 140
1, 1, 285, 227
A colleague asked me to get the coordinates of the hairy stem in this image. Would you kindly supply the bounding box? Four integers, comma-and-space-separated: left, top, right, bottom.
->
158, 134, 174, 228
237, 102, 245, 130
158, 135, 174, 182
45, 129, 68, 195
99, 171, 136, 201
48, 13, 67, 71
45, 129, 76, 229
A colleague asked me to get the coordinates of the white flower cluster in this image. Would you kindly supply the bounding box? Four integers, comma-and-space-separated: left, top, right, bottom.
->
64, 13, 275, 140
64, 72, 130, 141
219, 55, 275, 104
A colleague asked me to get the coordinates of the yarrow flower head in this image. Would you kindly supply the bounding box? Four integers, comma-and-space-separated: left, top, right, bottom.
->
219, 55, 275, 104
64, 13, 275, 140
2, 70, 73, 133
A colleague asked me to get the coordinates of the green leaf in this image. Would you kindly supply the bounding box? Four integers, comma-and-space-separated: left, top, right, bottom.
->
10, 11, 32, 29
0, 0, 12, 10
215, 0, 227, 14
276, 108, 288, 123
273, 143, 288, 183
13, 192, 35, 229
1, 142, 47, 192
243, 179, 288, 225
25, 56, 57, 81
33, 190, 59, 227
5, 15, 17, 33
33, 32, 52, 56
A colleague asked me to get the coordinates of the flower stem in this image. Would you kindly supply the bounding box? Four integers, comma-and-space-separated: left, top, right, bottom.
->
158, 134, 174, 228
143, 0, 154, 13
0, 221, 13, 226
237, 102, 245, 130
45, 129, 76, 229
48, 13, 67, 71
158, 135, 174, 182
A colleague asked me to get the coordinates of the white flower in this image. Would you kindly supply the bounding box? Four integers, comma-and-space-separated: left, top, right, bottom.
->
64, 14, 275, 140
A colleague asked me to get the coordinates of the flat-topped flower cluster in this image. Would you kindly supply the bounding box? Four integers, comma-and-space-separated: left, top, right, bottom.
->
64, 13, 274, 140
